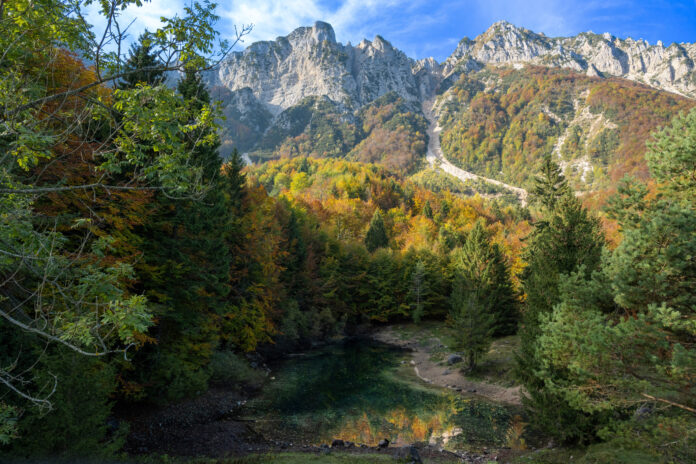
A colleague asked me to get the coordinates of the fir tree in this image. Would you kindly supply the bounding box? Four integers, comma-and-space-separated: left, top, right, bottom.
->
531, 155, 571, 211
409, 260, 429, 323
450, 272, 494, 371
128, 69, 232, 400
450, 221, 518, 335
118, 32, 165, 89
423, 200, 433, 219
365, 209, 389, 252
516, 159, 605, 442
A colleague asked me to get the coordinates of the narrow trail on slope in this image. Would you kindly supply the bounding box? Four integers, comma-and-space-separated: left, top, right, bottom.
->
373, 326, 523, 406
422, 99, 528, 206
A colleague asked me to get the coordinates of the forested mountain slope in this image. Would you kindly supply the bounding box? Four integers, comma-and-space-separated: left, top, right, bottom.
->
208, 21, 695, 202
436, 66, 695, 192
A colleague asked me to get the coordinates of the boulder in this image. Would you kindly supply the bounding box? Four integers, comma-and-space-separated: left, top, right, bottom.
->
393, 445, 422, 463
447, 354, 463, 365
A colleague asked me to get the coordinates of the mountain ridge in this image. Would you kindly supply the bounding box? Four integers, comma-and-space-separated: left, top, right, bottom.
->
206, 21, 695, 199
208, 20, 696, 115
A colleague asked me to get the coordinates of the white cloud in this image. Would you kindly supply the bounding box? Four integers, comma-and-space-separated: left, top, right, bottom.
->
83, 0, 653, 62
85, 0, 185, 44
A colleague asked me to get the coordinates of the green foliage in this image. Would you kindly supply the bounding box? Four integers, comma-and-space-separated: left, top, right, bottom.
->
2, 350, 125, 459
535, 109, 696, 422
364, 209, 389, 252
208, 351, 266, 389
0, 404, 18, 445
519, 109, 696, 453
450, 221, 518, 335
124, 70, 235, 402
646, 107, 696, 198
118, 33, 166, 89
517, 159, 605, 443
449, 272, 494, 371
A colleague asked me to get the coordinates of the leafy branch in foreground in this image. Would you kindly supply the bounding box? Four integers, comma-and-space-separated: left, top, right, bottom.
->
0, 0, 250, 411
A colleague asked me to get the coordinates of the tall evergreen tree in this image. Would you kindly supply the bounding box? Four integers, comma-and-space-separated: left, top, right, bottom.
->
118, 32, 165, 89
533, 109, 696, 456
531, 155, 571, 211
128, 70, 232, 401
449, 272, 494, 371
450, 221, 518, 335
364, 209, 389, 252
516, 159, 605, 442
409, 260, 429, 323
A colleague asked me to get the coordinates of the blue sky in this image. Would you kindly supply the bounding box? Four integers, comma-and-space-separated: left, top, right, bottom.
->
89, 0, 696, 61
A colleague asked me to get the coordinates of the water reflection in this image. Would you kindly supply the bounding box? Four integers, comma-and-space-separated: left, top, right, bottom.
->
243, 339, 525, 450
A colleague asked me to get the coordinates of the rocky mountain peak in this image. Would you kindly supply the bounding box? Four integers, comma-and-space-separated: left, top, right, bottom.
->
206, 22, 427, 118
286, 20, 336, 45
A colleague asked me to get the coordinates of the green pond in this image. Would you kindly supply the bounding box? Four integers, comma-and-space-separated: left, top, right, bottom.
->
242, 339, 529, 451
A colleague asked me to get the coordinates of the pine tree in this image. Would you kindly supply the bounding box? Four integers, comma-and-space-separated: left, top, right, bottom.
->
533, 110, 696, 449
423, 200, 433, 219
516, 159, 605, 442
531, 155, 571, 211
450, 221, 518, 335
450, 272, 494, 371
365, 209, 389, 252
128, 69, 232, 400
223, 149, 248, 213
118, 33, 165, 89
409, 260, 429, 323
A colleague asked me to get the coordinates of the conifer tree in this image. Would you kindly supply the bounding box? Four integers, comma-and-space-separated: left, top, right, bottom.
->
423, 200, 433, 219
409, 260, 429, 323
450, 221, 518, 335
450, 273, 494, 371
365, 209, 389, 252
516, 159, 605, 442
128, 69, 232, 400
532, 110, 696, 453
531, 155, 571, 211
118, 32, 165, 89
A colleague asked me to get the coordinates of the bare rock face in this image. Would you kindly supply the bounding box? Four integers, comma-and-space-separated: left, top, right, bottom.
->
204, 20, 695, 159
207, 22, 423, 116
443, 21, 696, 98
208, 20, 696, 122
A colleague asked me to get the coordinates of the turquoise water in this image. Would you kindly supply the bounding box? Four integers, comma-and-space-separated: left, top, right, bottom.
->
242, 339, 527, 450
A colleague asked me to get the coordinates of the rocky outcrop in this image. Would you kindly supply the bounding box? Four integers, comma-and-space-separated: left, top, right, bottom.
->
443, 21, 696, 98
205, 20, 695, 161
206, 22, 423, 116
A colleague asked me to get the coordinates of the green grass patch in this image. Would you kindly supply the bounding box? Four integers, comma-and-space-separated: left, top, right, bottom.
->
465, 336, 519, 387
390, 322, 520, 387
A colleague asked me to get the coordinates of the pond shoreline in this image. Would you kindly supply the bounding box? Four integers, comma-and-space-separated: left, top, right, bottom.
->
122, 324, 528, 463
371, 325, 524, 406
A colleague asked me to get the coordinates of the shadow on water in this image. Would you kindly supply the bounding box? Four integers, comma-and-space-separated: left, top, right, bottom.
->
242, 338, 529, 451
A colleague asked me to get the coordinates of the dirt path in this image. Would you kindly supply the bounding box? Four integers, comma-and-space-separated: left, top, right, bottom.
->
373, 326, 523, 406
422, 99, 528, 206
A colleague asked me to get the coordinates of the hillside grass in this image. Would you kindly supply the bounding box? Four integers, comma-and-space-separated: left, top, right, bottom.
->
390, 321, 520, 387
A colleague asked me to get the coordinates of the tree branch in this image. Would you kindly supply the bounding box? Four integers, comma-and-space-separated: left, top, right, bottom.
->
641, 393, 696, 415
